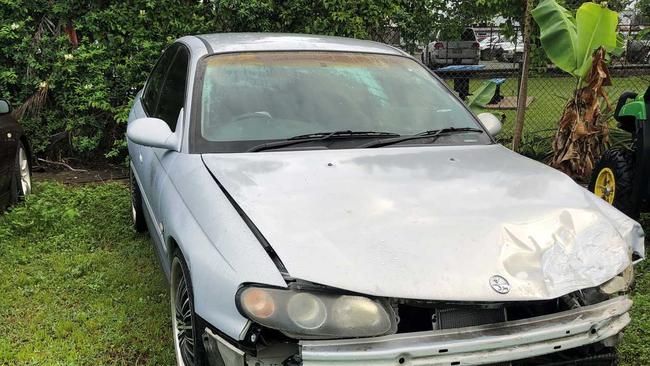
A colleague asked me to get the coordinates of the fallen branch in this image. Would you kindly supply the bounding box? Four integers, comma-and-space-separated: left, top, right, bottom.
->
37, 158, 88, 172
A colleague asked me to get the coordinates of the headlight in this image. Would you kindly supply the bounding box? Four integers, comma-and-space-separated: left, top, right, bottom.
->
600, 264, 634, 295
237, 286, 395, 339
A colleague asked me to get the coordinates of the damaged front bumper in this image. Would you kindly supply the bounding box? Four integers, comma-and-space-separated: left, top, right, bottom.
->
203, 296, 631, 366
299, 296, 631, 366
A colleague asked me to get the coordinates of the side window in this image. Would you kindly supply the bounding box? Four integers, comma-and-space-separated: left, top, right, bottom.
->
155, 46, 189, 131
142, 44, 180, 115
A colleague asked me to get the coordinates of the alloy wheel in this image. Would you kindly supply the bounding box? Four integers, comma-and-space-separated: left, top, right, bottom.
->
18, 146, 31, 196
171, 258, 195, 366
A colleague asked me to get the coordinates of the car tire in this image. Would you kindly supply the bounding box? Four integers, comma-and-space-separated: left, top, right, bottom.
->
130, 168, 148, 233
171, 249, 208, 366
10, 141, 31, 204
589, 148, 638, 219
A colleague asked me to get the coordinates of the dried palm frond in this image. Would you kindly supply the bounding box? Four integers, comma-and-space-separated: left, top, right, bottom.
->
549, 47, 612, 180
13, 81, 50, 120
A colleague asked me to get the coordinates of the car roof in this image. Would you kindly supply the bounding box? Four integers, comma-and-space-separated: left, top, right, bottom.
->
188, 33, 408, 57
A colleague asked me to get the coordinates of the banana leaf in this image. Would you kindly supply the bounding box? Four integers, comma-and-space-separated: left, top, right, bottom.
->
574, 2, 618, 78
531, 0, 578, 76
612, 33, 625, 58
467, 80, 497, 113
532, 0, 618, 79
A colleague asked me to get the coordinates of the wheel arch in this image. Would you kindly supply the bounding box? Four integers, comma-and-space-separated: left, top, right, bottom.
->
156, 154, 288, 340
167, 234, 180, 265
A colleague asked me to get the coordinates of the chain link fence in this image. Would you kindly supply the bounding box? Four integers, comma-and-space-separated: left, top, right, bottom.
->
400, 10, 650, 160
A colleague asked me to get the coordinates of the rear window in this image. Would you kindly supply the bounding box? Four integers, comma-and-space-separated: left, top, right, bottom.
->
461, 28, 477, 41
438, 28, 476, 41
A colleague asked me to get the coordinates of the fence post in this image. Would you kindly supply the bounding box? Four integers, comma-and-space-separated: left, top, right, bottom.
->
512, 0, 533, 152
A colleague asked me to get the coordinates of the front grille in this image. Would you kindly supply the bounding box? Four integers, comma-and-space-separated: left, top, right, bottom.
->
396, 297, 571, 334
435, 307, 506, 329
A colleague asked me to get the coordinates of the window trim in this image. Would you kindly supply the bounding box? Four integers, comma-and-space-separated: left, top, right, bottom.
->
142, 43, 192, 132
155, 44, 191, 132
142, 43, 181, 116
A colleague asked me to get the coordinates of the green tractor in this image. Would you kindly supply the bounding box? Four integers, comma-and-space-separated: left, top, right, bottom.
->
589, 87, 650, 219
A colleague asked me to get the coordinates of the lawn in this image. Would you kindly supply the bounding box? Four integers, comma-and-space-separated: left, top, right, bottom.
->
0, 182, 649, 365
0, 183, 173, 365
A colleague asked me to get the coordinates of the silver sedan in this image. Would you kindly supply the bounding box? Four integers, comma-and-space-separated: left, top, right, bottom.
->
127, 33, 644, 366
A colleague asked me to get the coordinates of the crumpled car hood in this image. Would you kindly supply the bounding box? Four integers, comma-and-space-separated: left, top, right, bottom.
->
202, 145, 644, 301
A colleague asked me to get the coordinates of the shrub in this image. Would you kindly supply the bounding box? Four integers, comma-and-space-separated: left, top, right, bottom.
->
0, 0, 515, 160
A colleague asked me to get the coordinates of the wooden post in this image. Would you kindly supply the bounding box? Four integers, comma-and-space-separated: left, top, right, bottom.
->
512, 0, 533, 152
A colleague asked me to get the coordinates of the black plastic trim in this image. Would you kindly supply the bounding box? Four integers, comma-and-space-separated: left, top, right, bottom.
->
614, 91, 637, 125
634, 118, 650, 212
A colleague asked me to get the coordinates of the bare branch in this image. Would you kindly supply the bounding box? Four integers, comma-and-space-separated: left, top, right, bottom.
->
37, 158, 88, 172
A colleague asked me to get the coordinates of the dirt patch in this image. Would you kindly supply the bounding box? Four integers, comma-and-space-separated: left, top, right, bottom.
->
33, 162, 128, 185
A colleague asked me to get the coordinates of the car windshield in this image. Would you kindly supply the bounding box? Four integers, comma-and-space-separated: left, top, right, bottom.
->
195, 51, 490, 152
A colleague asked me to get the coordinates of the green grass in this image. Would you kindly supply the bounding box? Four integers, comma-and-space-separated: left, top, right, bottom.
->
0, 182, 648, 364
0, 183, 173, 365
619, 215, 650, 366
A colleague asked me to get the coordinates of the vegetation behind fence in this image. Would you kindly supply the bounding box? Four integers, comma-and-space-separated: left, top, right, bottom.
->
2, 0, 650, 162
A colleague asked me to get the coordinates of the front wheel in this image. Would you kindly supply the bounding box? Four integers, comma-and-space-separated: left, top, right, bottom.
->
589, 149, 638, 219
171, 250, 207, 366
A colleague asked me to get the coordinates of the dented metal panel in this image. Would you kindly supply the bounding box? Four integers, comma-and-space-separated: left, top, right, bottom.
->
202, 144, 645, 302
300, 296, 632, 366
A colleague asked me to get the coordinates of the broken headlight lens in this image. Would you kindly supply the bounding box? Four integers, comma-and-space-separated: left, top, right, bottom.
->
237, 286, 395, 339
599, 264, 634, 295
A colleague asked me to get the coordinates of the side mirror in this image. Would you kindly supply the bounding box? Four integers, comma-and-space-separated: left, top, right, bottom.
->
0, 100, 11, 115
477, 112, 502, 137
127, 117, 178, 150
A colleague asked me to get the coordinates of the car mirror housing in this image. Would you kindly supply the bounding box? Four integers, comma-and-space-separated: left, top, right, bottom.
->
0, 99, 11, 115
127, 117, 178, 151
477, 112, 502, 137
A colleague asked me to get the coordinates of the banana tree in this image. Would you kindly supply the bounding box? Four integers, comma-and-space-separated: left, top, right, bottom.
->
532, 0, 619, 179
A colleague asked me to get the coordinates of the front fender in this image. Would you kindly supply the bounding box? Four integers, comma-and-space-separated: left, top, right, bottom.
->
157, 153, 287, 339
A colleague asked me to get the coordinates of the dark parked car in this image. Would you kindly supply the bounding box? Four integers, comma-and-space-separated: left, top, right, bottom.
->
0, 99, 31, 208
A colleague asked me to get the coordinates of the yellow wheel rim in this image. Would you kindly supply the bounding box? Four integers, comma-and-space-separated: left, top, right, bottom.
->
594, 167, 616, 204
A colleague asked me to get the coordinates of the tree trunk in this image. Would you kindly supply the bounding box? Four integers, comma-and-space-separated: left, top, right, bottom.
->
549, 47, 612, 180
512, 0, 534, 152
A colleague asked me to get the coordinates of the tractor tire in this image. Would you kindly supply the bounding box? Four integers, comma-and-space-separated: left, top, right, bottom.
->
589, 149, 638, 219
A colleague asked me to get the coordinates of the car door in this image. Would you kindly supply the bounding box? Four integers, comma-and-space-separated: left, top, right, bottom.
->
133, 44, 183, 222
148, 45, 189, 227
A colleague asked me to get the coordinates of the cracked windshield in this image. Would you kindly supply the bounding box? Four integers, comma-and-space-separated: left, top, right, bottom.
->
200, 51, 489, 145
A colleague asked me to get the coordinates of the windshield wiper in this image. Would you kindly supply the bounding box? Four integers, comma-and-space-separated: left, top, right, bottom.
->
359, 127, 484, 148
247, 130, 400, 152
